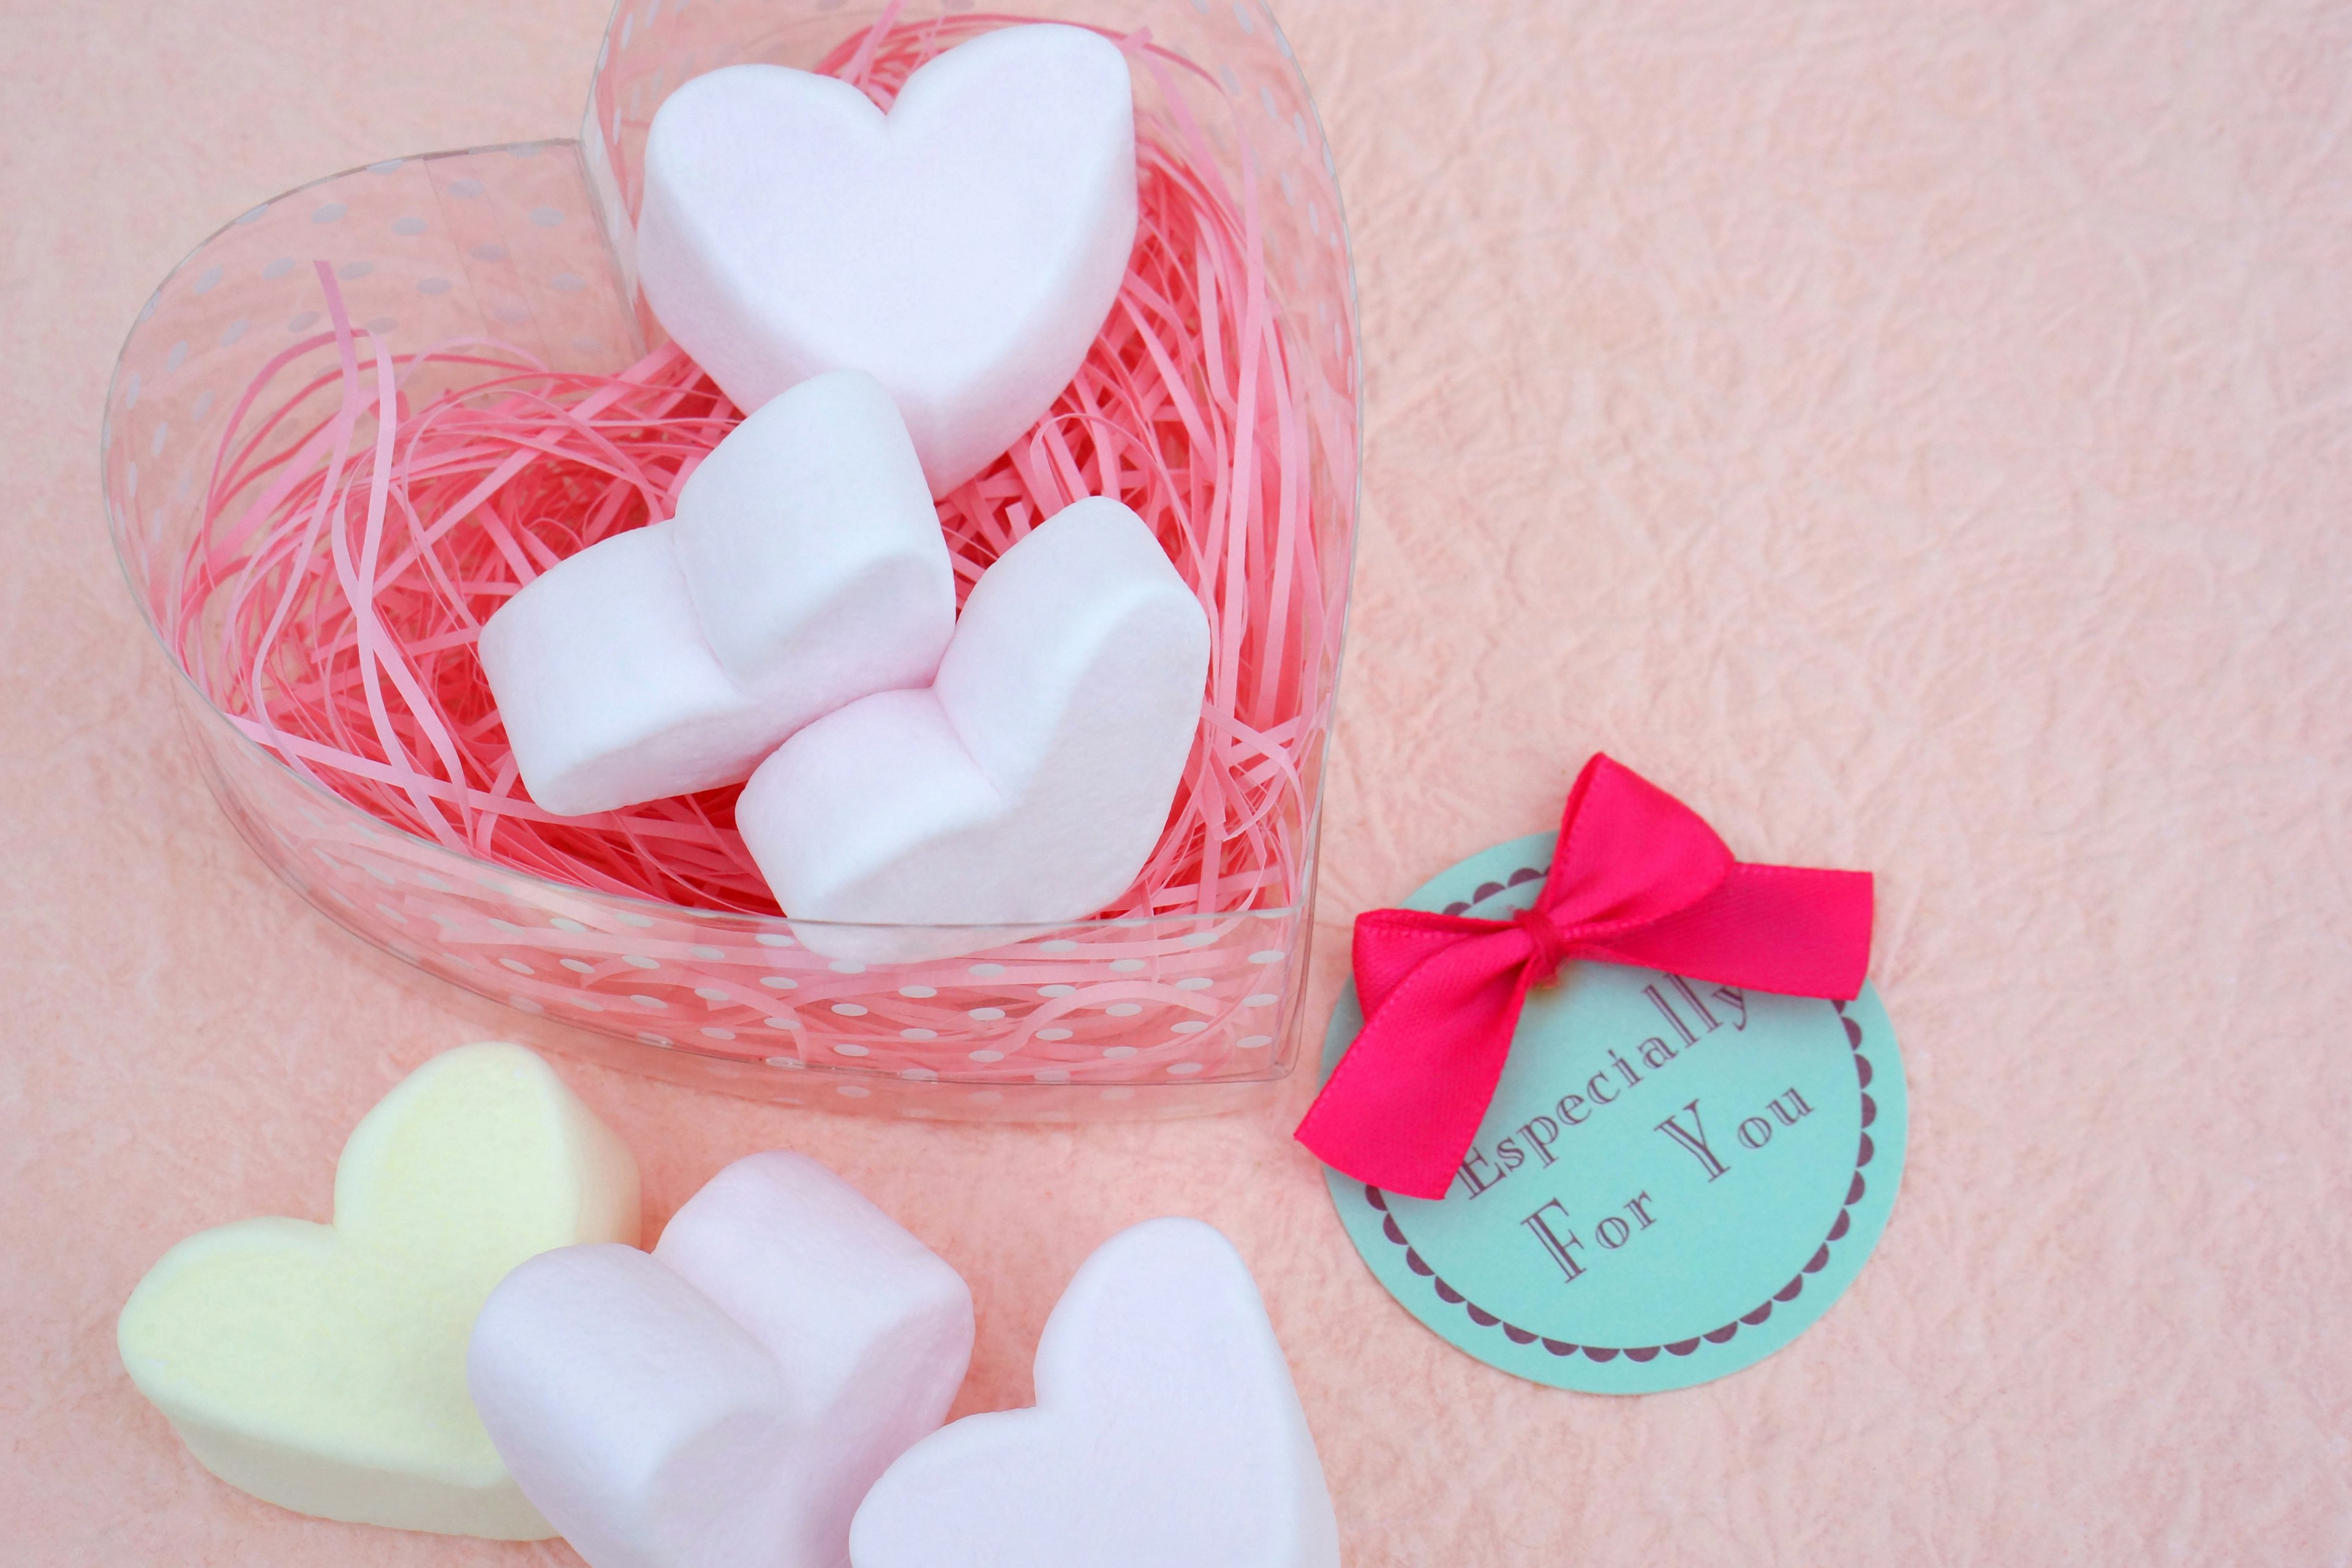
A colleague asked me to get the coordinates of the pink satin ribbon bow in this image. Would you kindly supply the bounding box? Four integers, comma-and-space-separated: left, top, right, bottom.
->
1295, 755, 1875, 1200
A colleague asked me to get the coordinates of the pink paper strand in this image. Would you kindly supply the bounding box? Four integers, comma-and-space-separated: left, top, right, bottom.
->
169, 17, 1334, 933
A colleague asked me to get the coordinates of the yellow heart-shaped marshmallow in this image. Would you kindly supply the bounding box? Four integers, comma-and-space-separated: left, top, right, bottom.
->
117, 1041, 639, 1539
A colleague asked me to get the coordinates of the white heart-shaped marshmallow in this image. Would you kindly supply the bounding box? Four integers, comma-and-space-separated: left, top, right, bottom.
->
850, 1218, 1340, 1568
467, 1152, 974, 1568
736, 496, 1208, 960
478, 370, 953, 816
636, 24, 1137, 495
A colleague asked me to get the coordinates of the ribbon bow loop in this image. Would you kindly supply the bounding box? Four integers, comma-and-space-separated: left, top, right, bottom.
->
1296, 756, 1874, 1200
1534, 756, 1735, 935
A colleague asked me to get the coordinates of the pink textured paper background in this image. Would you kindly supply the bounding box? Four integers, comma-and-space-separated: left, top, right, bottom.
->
4, 0, 2348, 1562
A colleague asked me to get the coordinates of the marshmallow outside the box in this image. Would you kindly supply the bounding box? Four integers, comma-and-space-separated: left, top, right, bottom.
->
467, 1152, 974, 1568
115, 1043, 640, 1540
477, 371, 953, 816
737, 496, 1209, 960
848, 1218, 1341, 1568
635, 24, 1137, 495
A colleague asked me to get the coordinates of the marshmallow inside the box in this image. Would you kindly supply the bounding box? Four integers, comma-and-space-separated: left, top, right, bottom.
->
738, 496, 1209, 960
478, 370, 953, 817
850, 1218, 1341, 1568
114, 1044, 640, 1540
467, 1152, 974, 1568
636, 24, 1137, 495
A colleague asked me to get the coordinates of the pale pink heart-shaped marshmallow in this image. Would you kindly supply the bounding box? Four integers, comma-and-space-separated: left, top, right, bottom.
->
467, 1152, 973, 1568
735, 496, 1209, 960
850, 1218, 1340, 1568
478, 370, 952, 816
635, 24, 1137, 496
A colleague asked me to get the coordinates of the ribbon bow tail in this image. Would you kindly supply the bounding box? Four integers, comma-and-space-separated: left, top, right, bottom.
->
1591, 862, 1876, 1001
1294, 913, 1548, 1200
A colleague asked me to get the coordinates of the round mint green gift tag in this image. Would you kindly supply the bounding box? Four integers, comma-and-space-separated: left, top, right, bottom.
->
1322, 832, 1907, 1393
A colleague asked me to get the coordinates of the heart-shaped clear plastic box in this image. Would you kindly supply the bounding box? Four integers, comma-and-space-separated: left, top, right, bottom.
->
102, 0, 1357, 1118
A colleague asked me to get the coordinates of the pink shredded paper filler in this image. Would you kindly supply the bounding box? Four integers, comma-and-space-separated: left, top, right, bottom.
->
170, 15, 1337, 933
